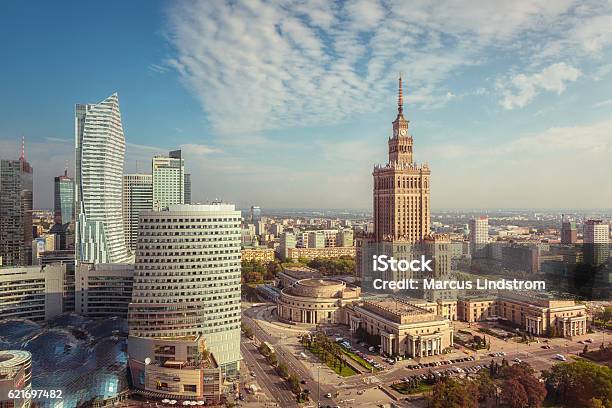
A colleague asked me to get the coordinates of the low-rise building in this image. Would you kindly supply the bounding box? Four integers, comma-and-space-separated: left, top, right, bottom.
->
458, 292, 587, 338
75, 263, 134, 318
128, 335, 222, 403
277, 278, 360, 325
0, 265, 66, 321
347, 298, 454, 358
286, 246, 356, 260
241, 248, 275, 263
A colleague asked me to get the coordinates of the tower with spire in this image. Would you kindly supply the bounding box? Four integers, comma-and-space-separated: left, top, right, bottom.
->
372, 75, 431, 243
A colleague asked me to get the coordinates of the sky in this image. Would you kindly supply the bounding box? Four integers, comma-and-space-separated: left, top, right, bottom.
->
1, 0, 612, 210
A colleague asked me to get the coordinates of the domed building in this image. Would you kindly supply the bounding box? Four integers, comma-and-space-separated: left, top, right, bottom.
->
277, 278, 361, 325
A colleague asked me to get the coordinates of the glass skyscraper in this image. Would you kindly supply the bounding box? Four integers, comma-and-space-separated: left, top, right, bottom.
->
54, 169, 74, 226
75, 93, 131, 264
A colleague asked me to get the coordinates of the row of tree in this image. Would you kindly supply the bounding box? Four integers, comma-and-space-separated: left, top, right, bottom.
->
428, 359, 612, 408
429, 360, 545, 408
257, 342, 306, 401
301, 331, 349, 372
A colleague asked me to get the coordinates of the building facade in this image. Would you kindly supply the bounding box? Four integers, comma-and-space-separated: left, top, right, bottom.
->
347, 298, 454, 358
122, 174, 153, 252
286, 246, 356, 261
469, 216, 489, 259
0, 265, 66, 321
0, 350, 32, 408
75, 93, 131, 264
0, 155, 33, 266
277, 278, 361, 325
152, 150, 185, 211
128, 204, 242, 377
457, 293, 587, 338
75, 263, 134, 318
561, 216, 577, 244
241, 247, 275, 263
54, 169, 74, 227
373, 76, 430, 243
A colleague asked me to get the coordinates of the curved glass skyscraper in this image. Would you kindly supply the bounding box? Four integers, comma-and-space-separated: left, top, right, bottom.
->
75, 93, 132, 264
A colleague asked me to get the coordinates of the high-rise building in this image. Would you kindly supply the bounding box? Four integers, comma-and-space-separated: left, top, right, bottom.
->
75, 93, 131, 264
583, 219, 610, 267
583, 220, 608, 245
54, 168, 74, 226
152, 149, 185, 210
278, 232, 296, 261
128, 204, 242, 377
469, 216, 489, 259
250, 205, 261, 223
0, 146, 33, 266
184, 173, 192, 204
561, 215, 577, 244
122, 174, 153, 252
373, 75, 430, 242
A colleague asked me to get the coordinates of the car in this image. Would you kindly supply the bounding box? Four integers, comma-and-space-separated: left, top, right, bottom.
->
326, 393, 332, 398
513, 358, 522, 363
369, 346, 375, 352
541, 345, 551, 349
578, 340, 585, 344
586, 339, 594, 343
300, 380, 306, 384
553, 354, 567, 361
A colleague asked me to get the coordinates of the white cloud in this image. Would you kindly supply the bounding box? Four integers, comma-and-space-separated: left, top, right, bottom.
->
499, 63, 581, 109
164, 0, 612, 134
593, 98, 612, 108
179, 143, 221, 155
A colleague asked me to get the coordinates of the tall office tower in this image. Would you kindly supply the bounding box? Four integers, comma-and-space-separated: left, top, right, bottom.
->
583, 219, 610, 266
128, 204, 242, 377
561, 215, 577, 244
373, 75, 430, 242
0, 146, 33, 266
122, 174, 153, 252
152, 149, 185, 210
469, 216, 489, 259
75, 93, 131, 264
184, 173, 192, 204
54, 168, 74, 226
250, 205, 261, 223
278, 232, 296, 261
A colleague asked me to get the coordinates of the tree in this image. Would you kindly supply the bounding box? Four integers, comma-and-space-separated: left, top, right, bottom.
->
475, 370, 497, 403
288, 374, 301, 394
277, 362, 289, 379
500, 363, 545, 408
502, 379, 529, 408
543, 360, 612, 408
429, 378, 479, 408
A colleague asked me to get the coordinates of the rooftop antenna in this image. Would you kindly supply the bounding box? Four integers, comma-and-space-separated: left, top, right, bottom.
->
64, 160, 69, 177
20, 135, 25, 161
136, 160, 139, 173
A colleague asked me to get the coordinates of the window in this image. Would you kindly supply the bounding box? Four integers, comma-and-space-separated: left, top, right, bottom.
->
184, 384, 197, 392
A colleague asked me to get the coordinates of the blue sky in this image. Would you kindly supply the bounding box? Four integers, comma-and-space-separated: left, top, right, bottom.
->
1, 0, 612, 210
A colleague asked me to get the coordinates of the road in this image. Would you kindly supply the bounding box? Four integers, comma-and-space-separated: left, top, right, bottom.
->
243, 305, 341, 407
240, 339, 298, 407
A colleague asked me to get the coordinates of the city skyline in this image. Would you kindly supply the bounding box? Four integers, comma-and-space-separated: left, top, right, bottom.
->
2, 1, 612, 210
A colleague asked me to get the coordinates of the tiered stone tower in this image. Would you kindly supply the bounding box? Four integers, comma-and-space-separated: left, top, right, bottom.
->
373, 75, 431, 242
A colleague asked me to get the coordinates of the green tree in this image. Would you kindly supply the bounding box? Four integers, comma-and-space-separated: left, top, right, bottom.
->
543, 361, 612, 408
288, 374, 301, 394
429, 378, 479, 408
500, 363, 546, 408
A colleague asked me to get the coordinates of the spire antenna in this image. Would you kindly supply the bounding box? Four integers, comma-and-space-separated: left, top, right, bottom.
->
20, 135, 25, 161
398, 72, 404, 115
